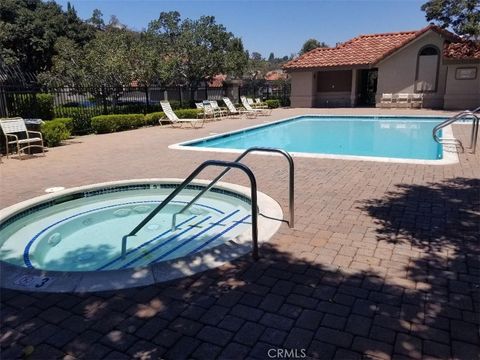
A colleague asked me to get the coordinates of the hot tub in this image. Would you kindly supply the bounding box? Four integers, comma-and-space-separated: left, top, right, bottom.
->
0, 179, 282, 292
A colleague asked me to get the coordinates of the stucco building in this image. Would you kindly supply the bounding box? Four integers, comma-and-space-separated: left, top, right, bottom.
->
284, 25, 480, 110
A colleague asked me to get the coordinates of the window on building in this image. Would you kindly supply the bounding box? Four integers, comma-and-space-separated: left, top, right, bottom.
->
415, 46, 439, 92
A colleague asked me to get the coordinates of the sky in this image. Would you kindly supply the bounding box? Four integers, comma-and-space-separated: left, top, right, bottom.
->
56, 0, 430, 58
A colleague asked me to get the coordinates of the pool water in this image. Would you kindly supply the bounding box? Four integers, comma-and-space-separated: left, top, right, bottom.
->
186, 116, 445, 160
0, 187, 251, 271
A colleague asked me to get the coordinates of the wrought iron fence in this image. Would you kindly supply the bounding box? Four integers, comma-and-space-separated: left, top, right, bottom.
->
0, 80, 291, 133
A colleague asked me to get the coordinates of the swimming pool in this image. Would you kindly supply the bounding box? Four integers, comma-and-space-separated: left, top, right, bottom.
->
173, 115, 458, 164
0, 179, 282, 292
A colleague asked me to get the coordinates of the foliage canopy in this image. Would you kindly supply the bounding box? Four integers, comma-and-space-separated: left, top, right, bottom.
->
421, 0, 480, 38
0, 0, 95, 73
300, 39, 329, 55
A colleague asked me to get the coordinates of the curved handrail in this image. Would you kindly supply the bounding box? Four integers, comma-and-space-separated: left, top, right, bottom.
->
432, 109, 479, 152
432, 111, 470, 141
171, 147, 294, 231
121, 160, 260, 260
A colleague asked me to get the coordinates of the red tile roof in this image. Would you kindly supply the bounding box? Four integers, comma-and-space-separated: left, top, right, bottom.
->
284, 25, 459, 70
264, 70, 288, 81
444, 41, 480, 61
208, 74, 227, 87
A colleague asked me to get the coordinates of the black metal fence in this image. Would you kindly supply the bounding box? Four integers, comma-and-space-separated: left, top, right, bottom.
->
0, 82, 290, 118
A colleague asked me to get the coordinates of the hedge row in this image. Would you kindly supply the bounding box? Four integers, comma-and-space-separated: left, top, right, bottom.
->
91, 114, 146, 134
54, 101, 192, 134
265, 99, 281, 109
91, 109, 202, 134
41, 118, 73, 147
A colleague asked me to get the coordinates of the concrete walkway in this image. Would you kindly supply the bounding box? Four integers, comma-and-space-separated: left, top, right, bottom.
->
1, 108, 479, 359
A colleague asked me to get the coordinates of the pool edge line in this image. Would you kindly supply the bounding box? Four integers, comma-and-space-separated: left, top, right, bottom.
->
169, 114, 459, 165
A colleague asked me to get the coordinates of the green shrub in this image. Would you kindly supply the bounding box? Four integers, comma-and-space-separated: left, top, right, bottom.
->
91, 114, 146, 134
176, 108, 202, 118
36, 93, 54, 120
52, 118, 73, 132
54, 107, 102, 135
41, 119, 71, 147
265, 99, 281, 109
144, 112, 164, 125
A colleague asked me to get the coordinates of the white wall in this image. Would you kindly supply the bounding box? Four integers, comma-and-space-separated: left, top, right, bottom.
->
444, 64, 480, 110
376, 31, 447, 109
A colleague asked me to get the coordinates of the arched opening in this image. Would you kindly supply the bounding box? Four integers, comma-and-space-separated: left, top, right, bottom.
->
415, 45, 440, 92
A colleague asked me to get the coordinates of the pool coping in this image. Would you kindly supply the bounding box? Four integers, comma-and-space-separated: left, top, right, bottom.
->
0, 179, 283, 293
169, 114, 460, 165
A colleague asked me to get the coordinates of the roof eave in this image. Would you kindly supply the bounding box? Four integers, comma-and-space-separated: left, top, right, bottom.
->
284, 63, 373, 72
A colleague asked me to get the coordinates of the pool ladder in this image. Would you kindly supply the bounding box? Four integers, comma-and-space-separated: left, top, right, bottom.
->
432, 106, 480, 153
121, 147, 295, 261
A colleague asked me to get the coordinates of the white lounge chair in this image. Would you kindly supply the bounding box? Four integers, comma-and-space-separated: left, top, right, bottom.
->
160, 101, 205, 128
241, 96, 272, 116
202, 100, 220, 121
0, 117, 45, 158
222, 97, 256, 118
209, 100, 227, 118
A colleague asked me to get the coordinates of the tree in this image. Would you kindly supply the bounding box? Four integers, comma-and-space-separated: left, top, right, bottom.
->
421, 0, 480, 38
88, 9, 105, 30
147, 12, 248, 92
268, 52, 275, 61
300, 39, 328, 55
42, 28, 146, 107
225, 38, 249, 78
0, 0, 95, 73
250, 52, 263, 61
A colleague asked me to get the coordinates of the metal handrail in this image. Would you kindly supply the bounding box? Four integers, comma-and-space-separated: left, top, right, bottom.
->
469, 115, 479, 154
432, 106, 480, 152
171, 147, 294, 231
121, 160, 260, 260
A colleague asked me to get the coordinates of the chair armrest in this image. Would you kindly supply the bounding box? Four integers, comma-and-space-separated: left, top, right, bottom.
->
28, 131, 43, 139
5, 133, 19, 141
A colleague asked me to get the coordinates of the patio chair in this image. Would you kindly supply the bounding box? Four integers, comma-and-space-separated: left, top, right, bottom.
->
380, 93, 393, 107
222, 97, 256, 119
241, 96, 272, 116
160, 101, 205, 128
202, 101, 219, 121
411, 94, 423, 108
396, 93, 410, 107
209, 100, 228, 118
0, 117, 45, 159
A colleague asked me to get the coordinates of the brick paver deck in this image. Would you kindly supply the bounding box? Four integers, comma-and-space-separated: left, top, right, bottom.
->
1, 108, 479, 360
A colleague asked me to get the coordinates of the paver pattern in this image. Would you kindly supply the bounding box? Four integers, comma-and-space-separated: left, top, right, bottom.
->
1, 108, 479, 360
